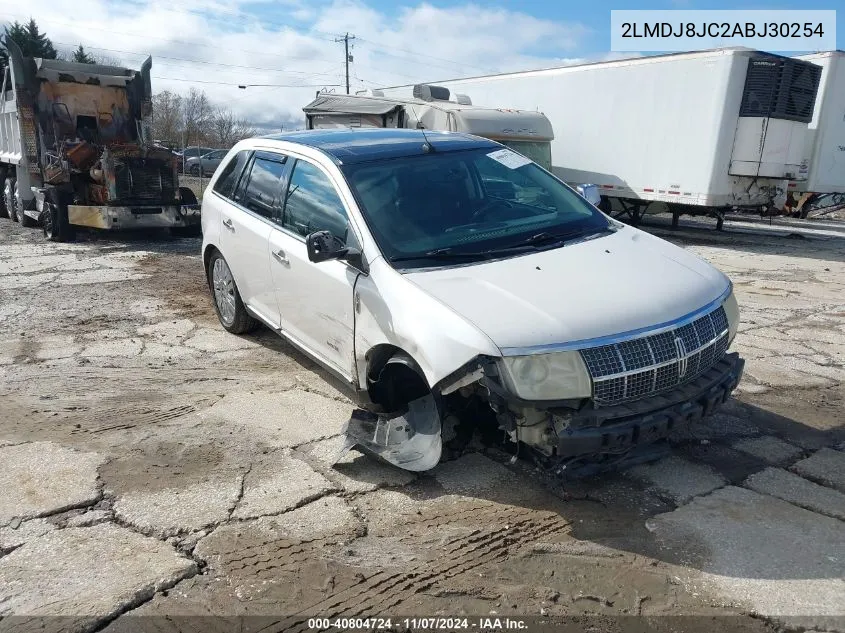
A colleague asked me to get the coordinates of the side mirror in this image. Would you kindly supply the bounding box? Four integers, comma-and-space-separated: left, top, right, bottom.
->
306, 230, 348, 263
306, 230, 369, 274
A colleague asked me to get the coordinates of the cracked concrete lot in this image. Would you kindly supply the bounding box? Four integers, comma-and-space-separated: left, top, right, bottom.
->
0, 214, 843, 633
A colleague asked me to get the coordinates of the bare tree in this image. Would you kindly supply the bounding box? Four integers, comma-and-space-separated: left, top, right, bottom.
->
208, 108, 258, 148
151, 90, 184, 145
182, 88, 213, 147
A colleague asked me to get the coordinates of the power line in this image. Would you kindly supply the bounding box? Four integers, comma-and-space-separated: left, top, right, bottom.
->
52, 41, 342, 80
354, 37, 497, 74
152, 76, 343, 87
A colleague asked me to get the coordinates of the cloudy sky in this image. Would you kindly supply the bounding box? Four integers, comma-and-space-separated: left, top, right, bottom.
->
4, 0, 842, 130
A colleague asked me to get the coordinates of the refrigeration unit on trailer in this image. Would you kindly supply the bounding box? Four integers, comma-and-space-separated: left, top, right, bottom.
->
786, 50, 845, 217
0, 37, 200, 241
377, 48, 822, 230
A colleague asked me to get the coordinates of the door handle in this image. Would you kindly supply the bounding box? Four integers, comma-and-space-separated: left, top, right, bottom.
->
222, 218, 234, 231
272, 249, 289, 264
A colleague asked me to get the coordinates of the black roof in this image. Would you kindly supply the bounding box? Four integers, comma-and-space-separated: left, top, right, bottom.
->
261, 128, 498, 164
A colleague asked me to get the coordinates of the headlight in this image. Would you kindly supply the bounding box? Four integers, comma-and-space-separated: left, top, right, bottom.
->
723, 287, 740, 345
500, 351, 592, 401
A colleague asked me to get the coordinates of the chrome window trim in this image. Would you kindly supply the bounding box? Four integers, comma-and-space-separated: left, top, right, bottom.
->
499, 283, 732, 357
211, 189, 305, 242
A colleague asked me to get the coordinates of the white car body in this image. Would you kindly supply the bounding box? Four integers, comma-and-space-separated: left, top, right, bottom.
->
201, 129, 743, 472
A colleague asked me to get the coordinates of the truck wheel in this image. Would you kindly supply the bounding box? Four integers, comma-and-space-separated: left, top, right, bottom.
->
207, 251, 257, 335
4, 178, 18, 222
179, 186, 198, 206
16, 181, 37, 227
0, 172, 7, 219
42, 191, 75, 243
598, 196, 612, 215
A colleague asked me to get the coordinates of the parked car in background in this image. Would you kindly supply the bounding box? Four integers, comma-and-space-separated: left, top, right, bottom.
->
184, 149, 227, 176
177, 146, 216, 173
201, 129, 743, 473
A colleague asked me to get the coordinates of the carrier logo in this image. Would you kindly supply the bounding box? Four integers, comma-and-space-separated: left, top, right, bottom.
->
674, 336, 688, 377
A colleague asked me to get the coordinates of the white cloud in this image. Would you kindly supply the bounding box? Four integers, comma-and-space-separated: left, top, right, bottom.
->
8, 0, 595, 129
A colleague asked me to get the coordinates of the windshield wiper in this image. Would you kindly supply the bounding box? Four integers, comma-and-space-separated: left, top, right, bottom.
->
389, 248, 492, 264
503, 226, 611, 250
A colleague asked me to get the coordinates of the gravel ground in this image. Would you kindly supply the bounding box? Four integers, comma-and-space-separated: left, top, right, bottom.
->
0, 212, 843, 632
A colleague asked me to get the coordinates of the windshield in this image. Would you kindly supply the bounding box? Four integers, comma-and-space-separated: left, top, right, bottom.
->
500, 140, 552, 170
342, 146, 610, 268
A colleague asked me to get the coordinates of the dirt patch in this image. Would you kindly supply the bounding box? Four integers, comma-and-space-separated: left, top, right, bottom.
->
136, 252, 216, 324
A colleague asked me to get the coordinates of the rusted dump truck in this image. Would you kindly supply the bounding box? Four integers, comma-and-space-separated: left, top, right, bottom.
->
0, 38, 200, 241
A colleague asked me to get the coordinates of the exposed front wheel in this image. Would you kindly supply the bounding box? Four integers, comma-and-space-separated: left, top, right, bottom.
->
42, 191, 75, 242
207, 251, 257, 334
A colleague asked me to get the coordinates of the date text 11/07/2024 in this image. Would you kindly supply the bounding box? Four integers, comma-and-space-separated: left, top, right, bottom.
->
621, 21, 825, 38
307, 617, 529, 631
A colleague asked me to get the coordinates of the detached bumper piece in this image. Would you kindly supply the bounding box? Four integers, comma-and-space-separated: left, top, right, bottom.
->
556, 352, 744, 459
336, 394, 442, 472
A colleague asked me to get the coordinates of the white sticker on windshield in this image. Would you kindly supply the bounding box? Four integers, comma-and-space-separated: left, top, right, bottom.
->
487, 148, 532, 169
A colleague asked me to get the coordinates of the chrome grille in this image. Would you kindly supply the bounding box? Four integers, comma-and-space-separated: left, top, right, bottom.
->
581, 306, 730, 406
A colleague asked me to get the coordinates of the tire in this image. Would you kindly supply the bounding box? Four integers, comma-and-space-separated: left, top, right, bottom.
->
17, 180, 37, 227
189, 164, 200, 176
179, 186, 198, 206
597, 196, 612, 215
42, 190, 75, 242
207, 251, 257, 335
0, 171, 8, 219
4, 178, 18, 222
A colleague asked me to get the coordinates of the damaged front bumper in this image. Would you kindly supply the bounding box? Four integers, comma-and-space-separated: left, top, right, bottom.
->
67, 204, 201, 230
338, 351, 744, 474
506, 352, 745, 460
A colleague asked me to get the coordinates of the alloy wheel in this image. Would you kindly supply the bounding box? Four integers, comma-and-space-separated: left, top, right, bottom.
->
212, 257, 237, 326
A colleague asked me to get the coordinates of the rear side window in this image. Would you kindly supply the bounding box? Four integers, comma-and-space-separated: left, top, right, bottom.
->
238, 155, 287, 219
213, 150, 250, 199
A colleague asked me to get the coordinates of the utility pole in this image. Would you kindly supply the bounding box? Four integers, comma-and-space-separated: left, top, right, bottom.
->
334, 32, 355, 94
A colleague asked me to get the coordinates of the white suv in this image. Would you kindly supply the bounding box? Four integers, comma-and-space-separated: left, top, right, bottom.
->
201, 129, 742, 473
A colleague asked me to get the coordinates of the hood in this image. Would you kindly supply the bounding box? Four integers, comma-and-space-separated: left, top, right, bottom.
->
404, 226, 730, 352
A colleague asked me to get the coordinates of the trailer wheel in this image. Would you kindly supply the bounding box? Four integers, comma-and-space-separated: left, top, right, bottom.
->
4, 178, 18, 223
42, 191, 75, 243
598, 196, 612, 215
16, 181, 37, 228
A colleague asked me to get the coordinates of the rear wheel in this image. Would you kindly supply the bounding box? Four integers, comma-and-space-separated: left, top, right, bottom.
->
4, 178, 18, 222
0, 170, 8, 219
207, 251, 257, 334
17, 181, 37, 227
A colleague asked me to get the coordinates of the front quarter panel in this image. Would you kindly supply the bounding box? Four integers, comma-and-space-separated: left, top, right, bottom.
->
354, 258, 501, 390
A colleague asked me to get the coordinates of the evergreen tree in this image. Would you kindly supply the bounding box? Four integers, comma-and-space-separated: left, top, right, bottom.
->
2, 19, 58, 70
71, 45, 96, 64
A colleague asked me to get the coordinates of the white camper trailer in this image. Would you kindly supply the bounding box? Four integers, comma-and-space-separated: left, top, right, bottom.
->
377, 48, 823, 229
305, 89, 560, 161
787, 50, 845, 217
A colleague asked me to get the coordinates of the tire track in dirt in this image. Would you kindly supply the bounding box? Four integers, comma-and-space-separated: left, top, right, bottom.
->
286, 504, 568, 625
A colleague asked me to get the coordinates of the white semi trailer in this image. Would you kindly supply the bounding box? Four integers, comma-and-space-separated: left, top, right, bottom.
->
786, 50, 845, 217
376, 48, 823, 230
